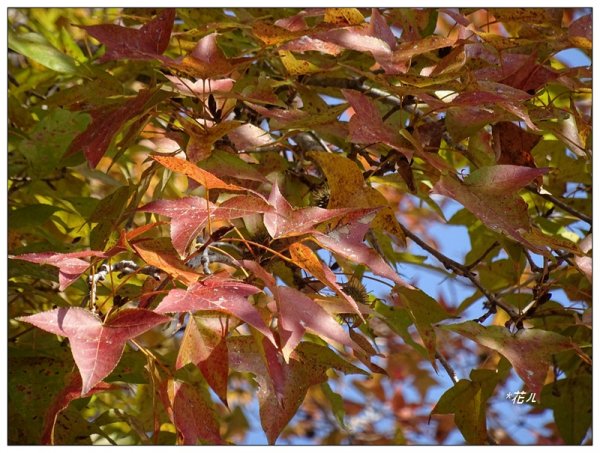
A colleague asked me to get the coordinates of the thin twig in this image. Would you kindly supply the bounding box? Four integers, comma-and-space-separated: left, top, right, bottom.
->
527, 187, 592, 225
435, 351, 458, 384
399, 224, 519, 320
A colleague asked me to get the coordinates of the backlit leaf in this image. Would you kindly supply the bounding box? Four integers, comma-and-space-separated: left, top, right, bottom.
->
17, 307, 169, 394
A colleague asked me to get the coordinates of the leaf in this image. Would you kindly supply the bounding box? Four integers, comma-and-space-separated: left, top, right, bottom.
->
278, 50, 321, 76
155, 277, 276, 346
164, 75, 235, 98
227, 124, 276, 153
263, 183, 357, 239
16, 307, 169, 395
198, 149, 269, 183
568, 14, 592, 50
441, 321, 583, 395
463, 165, 549, 195
324, 8, 365, 26
140, 194, 272, 256
315, 28, 392, 58
308, 151, 406, 245
279, 36, 344, 56
168, 32, 251, 79
432, 174, 548, 255
10, 250, 107, 291
8, 30, 79, 73
182, 120, 242, 162
176, 315, 229, 407
67, 89, 158, 168
541, 375, 592, 445
165, 379, 224, 445
41, 371, 117, 445
369, 8, 396, 50
81, 9, 175, 62
389, 35, 456, 62
132, 238, 200, 285
394, 287, 451, 364
228, 337, 366, 444
492, 122, 541, 168
288, 241, 364, 320
311, 214, 409, 287
321, 382, 346, 428
275, 286, 355, 360
151, 155, 249, 193
432, 364, 509, 444
341, 89, 411, 157
18, 109, 90, 179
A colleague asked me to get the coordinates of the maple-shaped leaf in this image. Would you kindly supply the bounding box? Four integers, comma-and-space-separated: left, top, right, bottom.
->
176, 315, 230, 407
308, 151, 406, 245
155, 278, 276, 346
441, 321, 585, 396
82, 9, 175, 62
167, 32, 252, 79
16, 307, 170, 395
163, 379, 224, 445
140, 195, 272, 256
41, 371, 117, 445
341, 89, 412, 158
432, 173, 549, 255
10, 250, 108, 291
264, 183, 359, 239
67, 89, 157, 168
311, 214, 409, 287
228, 336, 367, 444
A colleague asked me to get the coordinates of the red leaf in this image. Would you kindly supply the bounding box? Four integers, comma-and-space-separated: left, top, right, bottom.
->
368, 8, 396, 50
432, 174, 548, 255
176, 316, 229, 407
166, 379, 224, 445
17, 307, 169, 395
493, 122, 541, 168
41, 371, 117, 445
10, 250, 107, 291
228, 123, 276, 151
67, 89, 157, 168
568, 14, 592, 49
342, 89, 412, 158
140, 195, 273, 256
311, 216, 410, 287
155, 278, 276, 346
82, 9, 175, 62
463, 165, 549, 195
167, 33, 252, 79
164, 75, 235, 98
276, 286, 355, 360
228, 337, 367, 444
279, 36, 344, 56
263, 183, 358, 239
314, 27, 392, 58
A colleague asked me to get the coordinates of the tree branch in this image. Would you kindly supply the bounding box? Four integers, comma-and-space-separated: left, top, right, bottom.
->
399, 224, 519, 320
527, 187, 592, 225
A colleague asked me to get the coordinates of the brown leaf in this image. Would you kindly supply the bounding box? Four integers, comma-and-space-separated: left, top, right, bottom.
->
492, 122, 540, 168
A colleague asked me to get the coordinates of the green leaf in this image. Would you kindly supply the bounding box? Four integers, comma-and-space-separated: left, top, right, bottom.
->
321, 383, 346, 428
395, 286, 451, 364
373, 300, 428, 357
431, 360, 509, 444
9, 30, 80, 74
18, 109, 90, 179
9, 204, 62, 229
540, 375, 592, 445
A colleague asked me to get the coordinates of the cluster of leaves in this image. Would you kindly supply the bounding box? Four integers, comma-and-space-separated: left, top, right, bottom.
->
8, 7, 591, 445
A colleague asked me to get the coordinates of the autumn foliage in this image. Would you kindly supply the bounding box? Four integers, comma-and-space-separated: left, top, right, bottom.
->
8, 7, 591, 445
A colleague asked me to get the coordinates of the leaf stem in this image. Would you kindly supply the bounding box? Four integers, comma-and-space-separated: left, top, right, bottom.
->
527, 187, 592, 225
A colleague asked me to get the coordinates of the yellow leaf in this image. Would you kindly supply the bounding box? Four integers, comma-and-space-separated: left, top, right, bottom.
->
308, 151, 406, 246
324, 8, 365, 26
278, 50, 320, 76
